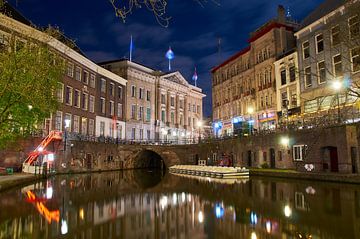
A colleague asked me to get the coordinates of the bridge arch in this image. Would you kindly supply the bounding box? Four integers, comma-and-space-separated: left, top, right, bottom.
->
132, 148, 181, 169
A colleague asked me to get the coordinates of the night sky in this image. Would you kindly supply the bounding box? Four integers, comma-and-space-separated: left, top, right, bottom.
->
9, 0, 324, 117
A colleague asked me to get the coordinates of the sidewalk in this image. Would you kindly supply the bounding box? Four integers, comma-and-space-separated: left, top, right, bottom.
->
0, 173, 39, 192
250, 168, 360, 184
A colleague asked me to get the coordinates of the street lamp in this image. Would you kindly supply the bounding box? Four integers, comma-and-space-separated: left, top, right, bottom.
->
247, 107, 254, 135
64, 119, 71, 151
197, 120, 203, 143
331, 79, 343, 124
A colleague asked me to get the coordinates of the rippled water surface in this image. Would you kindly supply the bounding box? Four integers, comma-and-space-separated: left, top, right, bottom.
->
1, 170, 360, 239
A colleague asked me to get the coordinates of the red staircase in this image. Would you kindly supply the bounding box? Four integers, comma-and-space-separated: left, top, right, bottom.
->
23, 130, 63, 166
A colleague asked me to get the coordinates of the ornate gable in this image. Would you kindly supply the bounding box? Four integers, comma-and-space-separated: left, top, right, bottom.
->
162, 72, 189, 86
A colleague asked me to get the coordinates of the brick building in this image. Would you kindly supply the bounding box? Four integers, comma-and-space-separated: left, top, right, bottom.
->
212, 5, 298, 137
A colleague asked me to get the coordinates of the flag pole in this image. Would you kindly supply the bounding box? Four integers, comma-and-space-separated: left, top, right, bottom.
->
129, 35, 133, 62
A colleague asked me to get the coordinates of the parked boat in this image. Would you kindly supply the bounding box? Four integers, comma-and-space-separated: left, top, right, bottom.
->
169, 165, 249, 179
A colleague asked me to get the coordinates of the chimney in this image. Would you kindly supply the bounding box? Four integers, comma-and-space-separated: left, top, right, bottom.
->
278, 5, 285, 23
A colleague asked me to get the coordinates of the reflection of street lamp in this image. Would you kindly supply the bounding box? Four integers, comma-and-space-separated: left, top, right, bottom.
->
331, 79, 343, 124
247, 107, 254, 135
64, 119, 71, 151
197, 120, 203, 143
284, 204, 292, 218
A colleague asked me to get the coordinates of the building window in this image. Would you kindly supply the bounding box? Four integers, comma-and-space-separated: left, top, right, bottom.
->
305, 67, 312, 88
281, 92, 288, 108
131, 105, 136, 119
188, 103, 191, 111
90, 74, 96, 88
139, 88, 144, 99
73, 115, 80, 133
131, 128, 136, 140
118, 86, 123, 100
146, 90, 151, 101
147, 130, 150, 140
139, 129, 144, 140
117, 103, 123, 118
192, 104, 196, 113
302, 41, 310, 59
351, 47, 360, 73
56, 83, 64, 102
161, 110, 166, 122
75, 66, 81, 81
83, 71, 89, 84
65, 86, 73, 105
89, 119, 94, 136
180, 114, 183, 126
81, 118, 87, 135
161, 94, 166, 104
280, 69, 286, 85
333, 54, 342, 77
130, 85, 135, 97
117, 124, 122, 139
109, 83, 115, 96
55, 111, 62, 131
110, 101, 114, 116
100, 97, 106, 114
170, 97, 175, 107
317, 61, 326, 84
197, 105, 200, 114
109, 123, 114, 138
74, 90, 80, 108
293, 145, 307, 161
139, 106, 144, 120
170, 112, 175, 124
315, 34, 324, 53
179, 100, 184, 109
89, 95, 95, 113
101, 78, 106, 93
100, 121, 105, 136
289, 66, 296, 82
304, 99, 317, 113
67, 62, 74, 77
146, 107, 151, 122
188, 117, 191, 127
349, 15, 360, 39
81, 92, 88, 110
331, 25, 340, 46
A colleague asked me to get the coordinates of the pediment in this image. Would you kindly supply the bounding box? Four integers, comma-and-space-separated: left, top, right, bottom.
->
162, 72, 189, 86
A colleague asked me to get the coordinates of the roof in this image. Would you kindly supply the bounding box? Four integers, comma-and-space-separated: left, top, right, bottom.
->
211, 46, 251, 73
98, 58, 158, 72
300, 0, 346, 28
0, 2, 31, 26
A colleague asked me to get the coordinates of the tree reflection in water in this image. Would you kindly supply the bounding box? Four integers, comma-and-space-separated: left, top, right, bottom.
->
0, 171, 359, 239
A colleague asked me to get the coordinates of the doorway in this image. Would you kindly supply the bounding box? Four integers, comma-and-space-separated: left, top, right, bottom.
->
247, 150, 252, 167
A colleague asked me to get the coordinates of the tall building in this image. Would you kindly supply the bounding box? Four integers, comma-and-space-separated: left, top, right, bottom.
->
274, 50, 301, 124
0, 3, 127, 139
100, 60, 205, 142
295, 0, 360, 122
212, 5, 298, 136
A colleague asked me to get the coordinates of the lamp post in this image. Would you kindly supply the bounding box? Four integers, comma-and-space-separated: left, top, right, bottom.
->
247, 107, 254, 135
331, 79, 342, 124
64, 119, 71, 151
197, 120, 203, 143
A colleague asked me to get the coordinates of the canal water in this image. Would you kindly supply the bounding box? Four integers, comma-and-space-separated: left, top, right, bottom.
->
0, 170, 360, 239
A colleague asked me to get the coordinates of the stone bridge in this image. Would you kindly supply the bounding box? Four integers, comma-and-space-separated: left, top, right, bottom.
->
61, 140, 204, 173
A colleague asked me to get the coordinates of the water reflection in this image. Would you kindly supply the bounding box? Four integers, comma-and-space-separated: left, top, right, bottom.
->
0, 171, 360, 239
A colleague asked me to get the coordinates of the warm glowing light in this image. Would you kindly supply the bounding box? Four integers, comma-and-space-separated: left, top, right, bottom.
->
172, 131, 177, 136
266, 221, 271, 233
198, 211, 204, 223
79, 208, 84, 220
331, 80, 342, 91
197, 120, 203, 128
160, 196, 168, 210
247, 107, 254, 114
28, 105, 33, 110
251, 232, 257, 239
47, 154, 54, 162
181, 132, 185, 137
280, 136, 290, 146
181, 192, 186, 203
172, 193, 177, 205
284, 205, 292, 218
38, 147, 44, 152
161, 129, 167, 135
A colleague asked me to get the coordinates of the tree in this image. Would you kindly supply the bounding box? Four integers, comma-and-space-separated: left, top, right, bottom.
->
109, 0, 219, 27
0, 32, 65, 148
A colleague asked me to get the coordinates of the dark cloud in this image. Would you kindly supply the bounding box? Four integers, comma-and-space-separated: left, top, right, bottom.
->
9, 0, 324, 117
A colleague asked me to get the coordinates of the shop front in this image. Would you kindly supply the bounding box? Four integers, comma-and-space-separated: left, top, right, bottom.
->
258, 111, 277, 130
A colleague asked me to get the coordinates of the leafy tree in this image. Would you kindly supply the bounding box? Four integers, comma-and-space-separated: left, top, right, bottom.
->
0, 32, 64, 148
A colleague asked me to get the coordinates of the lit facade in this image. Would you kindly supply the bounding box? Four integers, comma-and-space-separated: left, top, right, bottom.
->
295, 0, 360, 121
212, 5, 298, 136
